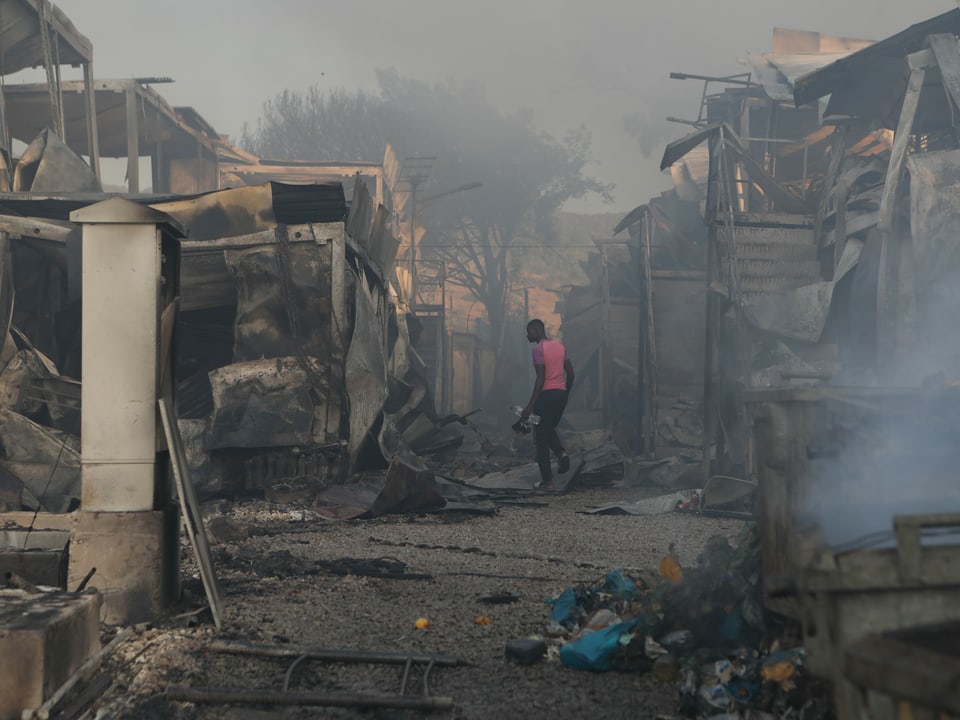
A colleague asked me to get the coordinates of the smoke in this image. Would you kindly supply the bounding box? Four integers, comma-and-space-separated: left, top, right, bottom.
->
49, 0, 955, 212
796, 389, 960, 551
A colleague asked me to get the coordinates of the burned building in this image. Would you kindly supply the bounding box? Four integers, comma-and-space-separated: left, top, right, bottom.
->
0, 159, 460, 513
650, 26, 907, 484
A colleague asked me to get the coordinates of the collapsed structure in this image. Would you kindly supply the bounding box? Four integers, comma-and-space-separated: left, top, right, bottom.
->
634, 13, 960, 719
0, 165, 465, 513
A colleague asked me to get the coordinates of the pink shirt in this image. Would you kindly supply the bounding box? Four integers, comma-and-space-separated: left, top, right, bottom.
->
532, 339, 568, 391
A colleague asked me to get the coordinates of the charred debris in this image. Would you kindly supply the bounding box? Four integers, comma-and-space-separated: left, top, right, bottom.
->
0, 152, 484, 512
570, 13, 960, 491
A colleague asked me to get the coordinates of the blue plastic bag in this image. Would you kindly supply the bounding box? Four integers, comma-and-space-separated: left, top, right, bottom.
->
549, 588, 579, 627
599, 570, 638, 599
559, 621, 637, 671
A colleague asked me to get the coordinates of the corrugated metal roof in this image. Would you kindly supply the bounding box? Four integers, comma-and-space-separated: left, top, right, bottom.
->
794, 8, 960, 106
0, 0, 92, 74
0, 182, 347, 231
743, 51, 861, 102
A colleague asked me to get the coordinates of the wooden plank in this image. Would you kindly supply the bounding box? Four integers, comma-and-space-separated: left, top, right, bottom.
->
877, 67, 924, 370
125, 86, 139, 193
158, 397, 224, 630
82, 62, 100, 180
814, 126, 847, 250
929, 34, 960, 112
879, 68, 924, 233
650, 270, 707, 280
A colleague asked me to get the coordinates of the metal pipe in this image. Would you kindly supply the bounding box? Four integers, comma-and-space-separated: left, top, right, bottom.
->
165, 686, 455, 711
669, 71, 753, 86
206, 640, 463, 667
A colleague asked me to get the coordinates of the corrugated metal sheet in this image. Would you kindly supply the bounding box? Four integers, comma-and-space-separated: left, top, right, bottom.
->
743, 51, 854, 102
794, 8, 960, 106
717, 217, 819, 304
0, 0, 92, 74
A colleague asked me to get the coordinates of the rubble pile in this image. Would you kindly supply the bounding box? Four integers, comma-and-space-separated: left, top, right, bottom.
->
523, 524, 827, 719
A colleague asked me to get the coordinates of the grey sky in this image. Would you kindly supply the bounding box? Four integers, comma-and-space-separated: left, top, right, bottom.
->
43, 1, 957, 211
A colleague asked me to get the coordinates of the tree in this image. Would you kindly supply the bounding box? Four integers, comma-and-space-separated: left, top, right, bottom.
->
373, 70, 612, 405
242, 71, 613, 408
240, 87, 388, 162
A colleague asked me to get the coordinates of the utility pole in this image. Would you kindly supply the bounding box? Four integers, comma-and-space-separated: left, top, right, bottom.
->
398, 156, 434, 303
408, 178, 419, 297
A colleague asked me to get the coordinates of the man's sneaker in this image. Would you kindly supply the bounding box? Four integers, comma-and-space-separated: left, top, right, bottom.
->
557, 455, 571, 474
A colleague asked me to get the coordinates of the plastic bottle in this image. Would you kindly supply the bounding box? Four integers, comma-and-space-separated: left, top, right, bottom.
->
510, 405, 541, 425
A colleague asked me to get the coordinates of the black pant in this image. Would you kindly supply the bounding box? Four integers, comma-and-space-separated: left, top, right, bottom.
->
533, 389, 567, 483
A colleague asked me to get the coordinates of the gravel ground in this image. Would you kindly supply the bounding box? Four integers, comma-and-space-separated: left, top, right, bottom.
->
89, 483, 746, 720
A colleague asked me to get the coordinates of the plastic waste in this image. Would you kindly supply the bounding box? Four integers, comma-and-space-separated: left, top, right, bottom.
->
510, 405, 541, 425
644, 635, 668, 659
559, 621, 636, 671
548, 587, 578, 629
582, 608, 620, 634
658, 546, 683, 584
599, 569, 639, 599
698, 682, 731, 709
658, 629, 694, 651
761, 648, 804, 687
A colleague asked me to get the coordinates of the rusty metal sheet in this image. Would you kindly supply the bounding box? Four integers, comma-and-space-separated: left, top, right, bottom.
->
225, 233, 334, 363
312, 481, 382, 520
369, 449, 443, 517
743, 51, 853, 102
346, 175, 374, 252
206, 358, 328, 450
367, 206, 400, 275
0, 408, 79, 512
180, 222, 338, 312
154, 183, 276, 239
0, 0, 92, 74
13, 129, 100, 193
793, 8, 960, 106
312, 451, 444, 520
346, 275, 387, 470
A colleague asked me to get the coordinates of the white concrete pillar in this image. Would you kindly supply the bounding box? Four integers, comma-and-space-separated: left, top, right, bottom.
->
71, 197, 182, 510
68, 197, 184, 623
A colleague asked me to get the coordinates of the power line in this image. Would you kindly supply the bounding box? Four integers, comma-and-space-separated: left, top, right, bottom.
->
416, 243, 635, 249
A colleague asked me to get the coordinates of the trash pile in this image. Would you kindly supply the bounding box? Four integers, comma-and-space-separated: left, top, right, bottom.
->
513, 525, 829, 719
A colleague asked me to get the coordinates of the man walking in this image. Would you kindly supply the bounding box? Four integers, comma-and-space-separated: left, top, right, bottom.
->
522, 319, 574, 490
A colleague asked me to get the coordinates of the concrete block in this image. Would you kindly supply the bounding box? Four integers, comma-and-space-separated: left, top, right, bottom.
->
0, 589, 101, 720
0, 529, 70, 588
68, 506, 179, 625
